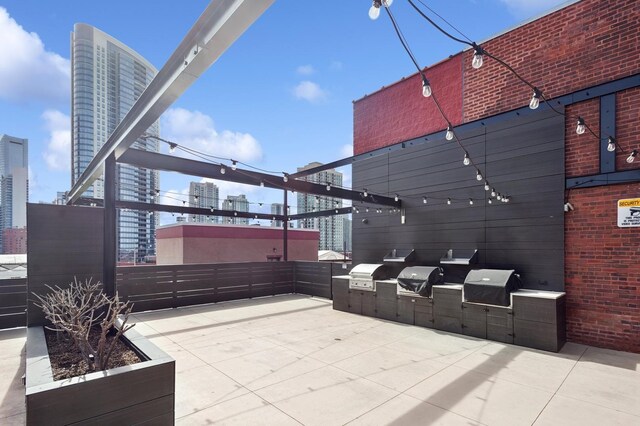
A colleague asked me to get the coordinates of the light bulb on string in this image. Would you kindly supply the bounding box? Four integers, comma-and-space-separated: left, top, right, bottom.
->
503, 196, 510, 203
231, 160, 237, 171
576, 117, 586, 135
365, 207, 369, 213
283, 173, 289, 182
484, 182, 490, 191
472, 45, 484, 69
607, 137, 616, 152
491, 188, 496, 197
476, 170, 483, 181
363, 188, 368, 197
421, 76, 432, 98
220, 166, 226, 175
368, 1, 381, 20
168, 143, 177, 154
447, 198, 452, 205
326, 183, 331, 191
496, 194, 502, 201
260, 181, 264, 187
445, 126, 454, 141
488, 198, 493, 204
423, 196, 427, 204
469, 198, 474, 205
627, 150, 638, 164
529, 89, 541, 110
394, 194, 399, 202
463, 153, 471, 166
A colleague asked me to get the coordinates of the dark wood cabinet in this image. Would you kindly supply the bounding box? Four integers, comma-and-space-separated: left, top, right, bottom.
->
512, 291, 565, 352
433, 285, 463, 334
332, 278, 349, 312
462, 302, 513, 343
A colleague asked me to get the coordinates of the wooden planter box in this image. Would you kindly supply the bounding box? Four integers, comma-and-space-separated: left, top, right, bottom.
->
25, 321, 175, 425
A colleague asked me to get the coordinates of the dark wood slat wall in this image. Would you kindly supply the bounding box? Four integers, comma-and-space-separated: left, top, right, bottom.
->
117, 262, 295, 312
353, 109, 565, 291
27, 204, 105, 326
0, 278, 27, 329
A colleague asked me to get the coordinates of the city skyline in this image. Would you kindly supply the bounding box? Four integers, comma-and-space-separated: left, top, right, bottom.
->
0, 134, 28, 253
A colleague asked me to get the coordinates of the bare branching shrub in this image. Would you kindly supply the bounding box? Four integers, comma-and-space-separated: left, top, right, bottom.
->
33, 278, 135, 371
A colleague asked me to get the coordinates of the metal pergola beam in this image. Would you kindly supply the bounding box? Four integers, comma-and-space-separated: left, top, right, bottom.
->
289, 207, 353, 220
67, 0, 275, 203
116, 200, 285, 221
118, 149, 401, 207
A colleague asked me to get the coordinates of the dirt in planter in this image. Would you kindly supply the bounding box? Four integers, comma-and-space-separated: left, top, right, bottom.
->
45, 327, 142, 381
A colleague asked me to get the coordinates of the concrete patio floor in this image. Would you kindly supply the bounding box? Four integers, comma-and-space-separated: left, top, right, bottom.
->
1, 294, 639, 425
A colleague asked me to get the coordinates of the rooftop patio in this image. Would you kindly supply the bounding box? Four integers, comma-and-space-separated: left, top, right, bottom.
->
2, 294, 639, 425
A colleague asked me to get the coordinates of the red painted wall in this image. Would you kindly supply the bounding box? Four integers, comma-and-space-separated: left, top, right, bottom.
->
353, 0, 640, 352
354, 55, 463, 155
156, 224, 320, 264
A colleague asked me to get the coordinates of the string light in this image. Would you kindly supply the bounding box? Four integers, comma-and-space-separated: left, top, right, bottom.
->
283, 173, 289, 183
220, 166, 226, 175
168, 142, 177, 153
476, 170, 483, 181
368, 0, 381, 20
529, 89, 541, 110
472, 45, 484, 69
484, 182, 490, 191
496, 194, 502, 201
576, 117, 586, 135
445, 126, 454, 141
423, 196, 427, 204
607, 137, 616, 152
394, 194, 399, 202
469, 198, 474, 205
627, 150, 638, 164
491, 188, 496, 197
326, 183, 331, 191
363, 188, 368, 197
488, 198, 493, 204
422, 76, 432, 97
260, 181, 264, 187
463, 153, 470, 166
447, 198, 451, 205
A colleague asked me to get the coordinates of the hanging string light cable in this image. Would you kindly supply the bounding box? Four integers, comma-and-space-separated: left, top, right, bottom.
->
405, 0, 638, 158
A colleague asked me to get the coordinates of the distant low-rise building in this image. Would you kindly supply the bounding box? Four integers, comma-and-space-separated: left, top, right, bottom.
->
156, 223, 319, 264
2, 228, 26, 254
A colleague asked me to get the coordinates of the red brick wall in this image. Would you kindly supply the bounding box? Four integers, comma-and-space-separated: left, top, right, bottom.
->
353, 0, 640, 352
616, 87, 640, 171
463, 0, 640, 121
354, 55, 463, 155
565, 99, 600, 177
565, 184, 640, 353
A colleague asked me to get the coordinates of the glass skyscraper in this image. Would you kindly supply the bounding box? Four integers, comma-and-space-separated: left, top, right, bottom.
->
296, 162, 344, 252
0, 134, 28, 254
188, 181, 219, 223
71, 24, 159, 261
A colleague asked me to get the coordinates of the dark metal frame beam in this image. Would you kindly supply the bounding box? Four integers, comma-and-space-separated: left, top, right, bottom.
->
118, 149, 400, 207
290, 207, 353, 220
116, 200, 286, 221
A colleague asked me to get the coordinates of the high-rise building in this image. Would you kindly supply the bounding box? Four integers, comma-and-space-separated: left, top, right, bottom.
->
53, 191, 68, 205
221, 195, 249, 225
296, 162, 344, 251
71, 24, 160, 262
188, 181, 219, 223
270, 203, 284, 227
0, 135, 28, 254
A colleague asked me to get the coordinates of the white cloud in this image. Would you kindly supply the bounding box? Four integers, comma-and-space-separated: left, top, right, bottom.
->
498, 0, 568, 17
42, 109, 71, 171
340, 144, 353, 158
292, 81, 328, 103
0, 7, 70, 103
162, 108, 263, 163
296, 64, 315, 75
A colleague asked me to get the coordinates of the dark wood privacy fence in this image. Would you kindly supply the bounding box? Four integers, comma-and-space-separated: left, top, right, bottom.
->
117, 262, 296, 312
0, 278, 27, 329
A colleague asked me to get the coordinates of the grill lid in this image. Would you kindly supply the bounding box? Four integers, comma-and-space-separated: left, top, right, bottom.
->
397, 266, 443, 296
463, 269, 521, 306
349, 263, 387, 279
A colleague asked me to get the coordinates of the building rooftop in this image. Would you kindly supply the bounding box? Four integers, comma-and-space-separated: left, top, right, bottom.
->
3, 294, 639, 424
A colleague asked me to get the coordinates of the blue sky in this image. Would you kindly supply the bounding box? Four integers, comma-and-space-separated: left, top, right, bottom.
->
0, 0, 568, 223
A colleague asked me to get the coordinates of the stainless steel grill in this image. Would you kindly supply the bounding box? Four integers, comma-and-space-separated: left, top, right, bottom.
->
396, 266, 444, 297
349, 264, 389, 291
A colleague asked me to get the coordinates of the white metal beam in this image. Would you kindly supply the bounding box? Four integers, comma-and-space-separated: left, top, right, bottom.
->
67, 0, 275, 203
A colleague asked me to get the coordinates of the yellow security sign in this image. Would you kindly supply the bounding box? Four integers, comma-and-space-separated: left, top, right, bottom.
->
618, 198, 640, 227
